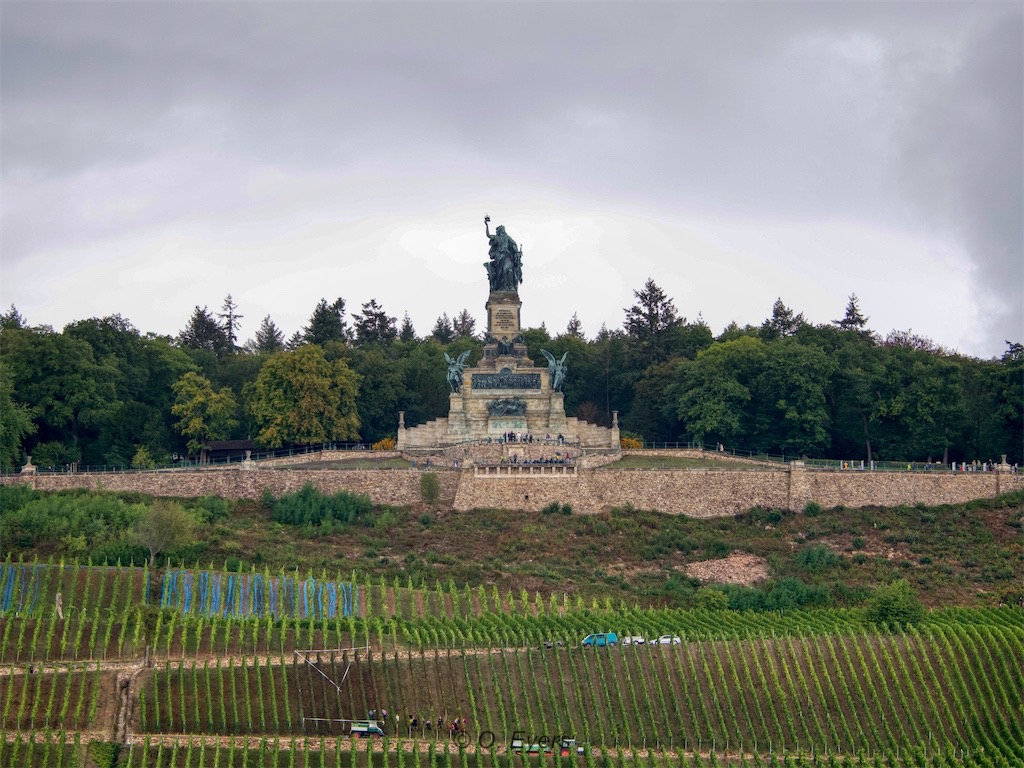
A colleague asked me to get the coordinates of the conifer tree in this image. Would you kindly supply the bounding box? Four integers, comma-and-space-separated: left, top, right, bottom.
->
398, 312, 417, 342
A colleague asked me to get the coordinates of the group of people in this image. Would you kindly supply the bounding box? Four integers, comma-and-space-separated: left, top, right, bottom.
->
498, 453, 573, 465
497, 432, 566, 445
372, 709, 469, 737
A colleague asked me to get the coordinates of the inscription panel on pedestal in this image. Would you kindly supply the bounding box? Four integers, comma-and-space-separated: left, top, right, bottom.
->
472, 371, 541, 389
488, 418, 527, 433
492, 307, 518, 335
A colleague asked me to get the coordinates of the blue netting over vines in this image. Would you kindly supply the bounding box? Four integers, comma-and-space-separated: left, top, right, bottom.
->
160, 570, 358, 619
0, 563, 44, 615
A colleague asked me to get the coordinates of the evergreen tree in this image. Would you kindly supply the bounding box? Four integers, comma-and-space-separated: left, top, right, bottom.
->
431, 313, 454, 344
834, 293, 869, 331
286, 330, 305, 350
245, 315, 286, 355
217, 294, 244, 350
564, 312, 585, 340
398, 312, 417, 342
761, 298, 806, 340
178, 306, 231, 356
452, 309, 477, 339
353, 299, 397, 347
623, 278, 682, 363
303, 298, 350, 346
0, 305, 26, 330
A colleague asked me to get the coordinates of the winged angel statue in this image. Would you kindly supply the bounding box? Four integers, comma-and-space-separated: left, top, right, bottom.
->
445, 350, 471, 392
540, 349, 568, 392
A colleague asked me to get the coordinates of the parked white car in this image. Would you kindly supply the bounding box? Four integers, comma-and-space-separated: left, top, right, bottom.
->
649, 635, 682, 645
621, 636, 645, 646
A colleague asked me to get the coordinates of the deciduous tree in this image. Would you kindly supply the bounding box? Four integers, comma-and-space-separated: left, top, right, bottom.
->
0, 360, 36, 468
170, 372, 239, 459
677, 336, 766, 446
135, 500, 196, 566
245, 345, 361, 447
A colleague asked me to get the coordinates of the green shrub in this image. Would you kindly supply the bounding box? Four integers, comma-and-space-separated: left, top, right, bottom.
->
795, 543, 842, 573
88, 740, 121, 768
852, 537, 866, 549
131, 446, 156, 469
541, 502, 573, 516
270, 481, 373, 532
744, 506, 785, 525
803, 501, 823, 517
701, 539, 731, 559
719, 577, 832, 611
0, 490, 145, 554
866, 579, 924, 627
193, 495, 232, 522
420, 472, 440, 504
696, 586, 730, 611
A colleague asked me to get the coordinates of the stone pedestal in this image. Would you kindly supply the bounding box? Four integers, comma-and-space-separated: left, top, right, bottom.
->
481, 292, 532, 369
547, 393, 568, 432
447, 392, 469, 435
486, 292, 522, 337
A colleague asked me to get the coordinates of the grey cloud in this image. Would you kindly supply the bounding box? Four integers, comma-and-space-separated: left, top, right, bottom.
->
2, 2, 1020, 356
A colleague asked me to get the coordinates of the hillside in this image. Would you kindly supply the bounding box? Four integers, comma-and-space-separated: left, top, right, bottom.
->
0, 558, 1021, 767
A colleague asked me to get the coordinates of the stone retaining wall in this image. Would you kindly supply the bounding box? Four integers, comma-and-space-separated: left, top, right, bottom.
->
3, 464, 1020, 517
2, 467, 459, 507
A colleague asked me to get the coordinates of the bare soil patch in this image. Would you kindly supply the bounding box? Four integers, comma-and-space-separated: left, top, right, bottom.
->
683, 552, 769, 586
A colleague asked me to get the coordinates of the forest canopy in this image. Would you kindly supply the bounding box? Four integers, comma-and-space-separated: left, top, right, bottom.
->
0, 288, 1020, 470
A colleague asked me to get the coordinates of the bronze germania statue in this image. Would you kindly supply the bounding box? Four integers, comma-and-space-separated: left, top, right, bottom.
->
483, 215, 523, 293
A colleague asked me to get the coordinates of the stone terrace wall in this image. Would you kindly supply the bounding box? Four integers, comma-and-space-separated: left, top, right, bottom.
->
3, 465, 1020, 517
3, 467, 459, 507
791, 467, 1021, 511
585, 469, 792, 516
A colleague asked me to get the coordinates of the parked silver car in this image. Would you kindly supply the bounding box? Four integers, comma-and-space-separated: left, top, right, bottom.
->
648, 634, 682, 645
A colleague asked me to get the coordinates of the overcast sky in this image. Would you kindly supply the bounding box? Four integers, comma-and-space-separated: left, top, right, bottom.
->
2, 1, 1021, 359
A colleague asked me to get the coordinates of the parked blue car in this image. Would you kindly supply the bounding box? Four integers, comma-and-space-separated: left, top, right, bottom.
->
581, 632, 619, 647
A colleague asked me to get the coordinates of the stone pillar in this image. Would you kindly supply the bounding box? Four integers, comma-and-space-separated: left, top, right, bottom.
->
787, 460, 811, 513
241, 450, 255, 471
447, 393, 468, 436
996, 454, 1012, 495
396, 411, 407, 451
611, 411, 621, 449
548, 392, 568, 432
21, 455, 36, 475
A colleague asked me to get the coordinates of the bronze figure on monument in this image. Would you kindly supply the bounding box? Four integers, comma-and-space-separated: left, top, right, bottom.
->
483, 215, 523, 293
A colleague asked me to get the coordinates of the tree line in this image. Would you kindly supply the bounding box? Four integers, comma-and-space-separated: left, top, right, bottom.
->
0, 284, 1020, 470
